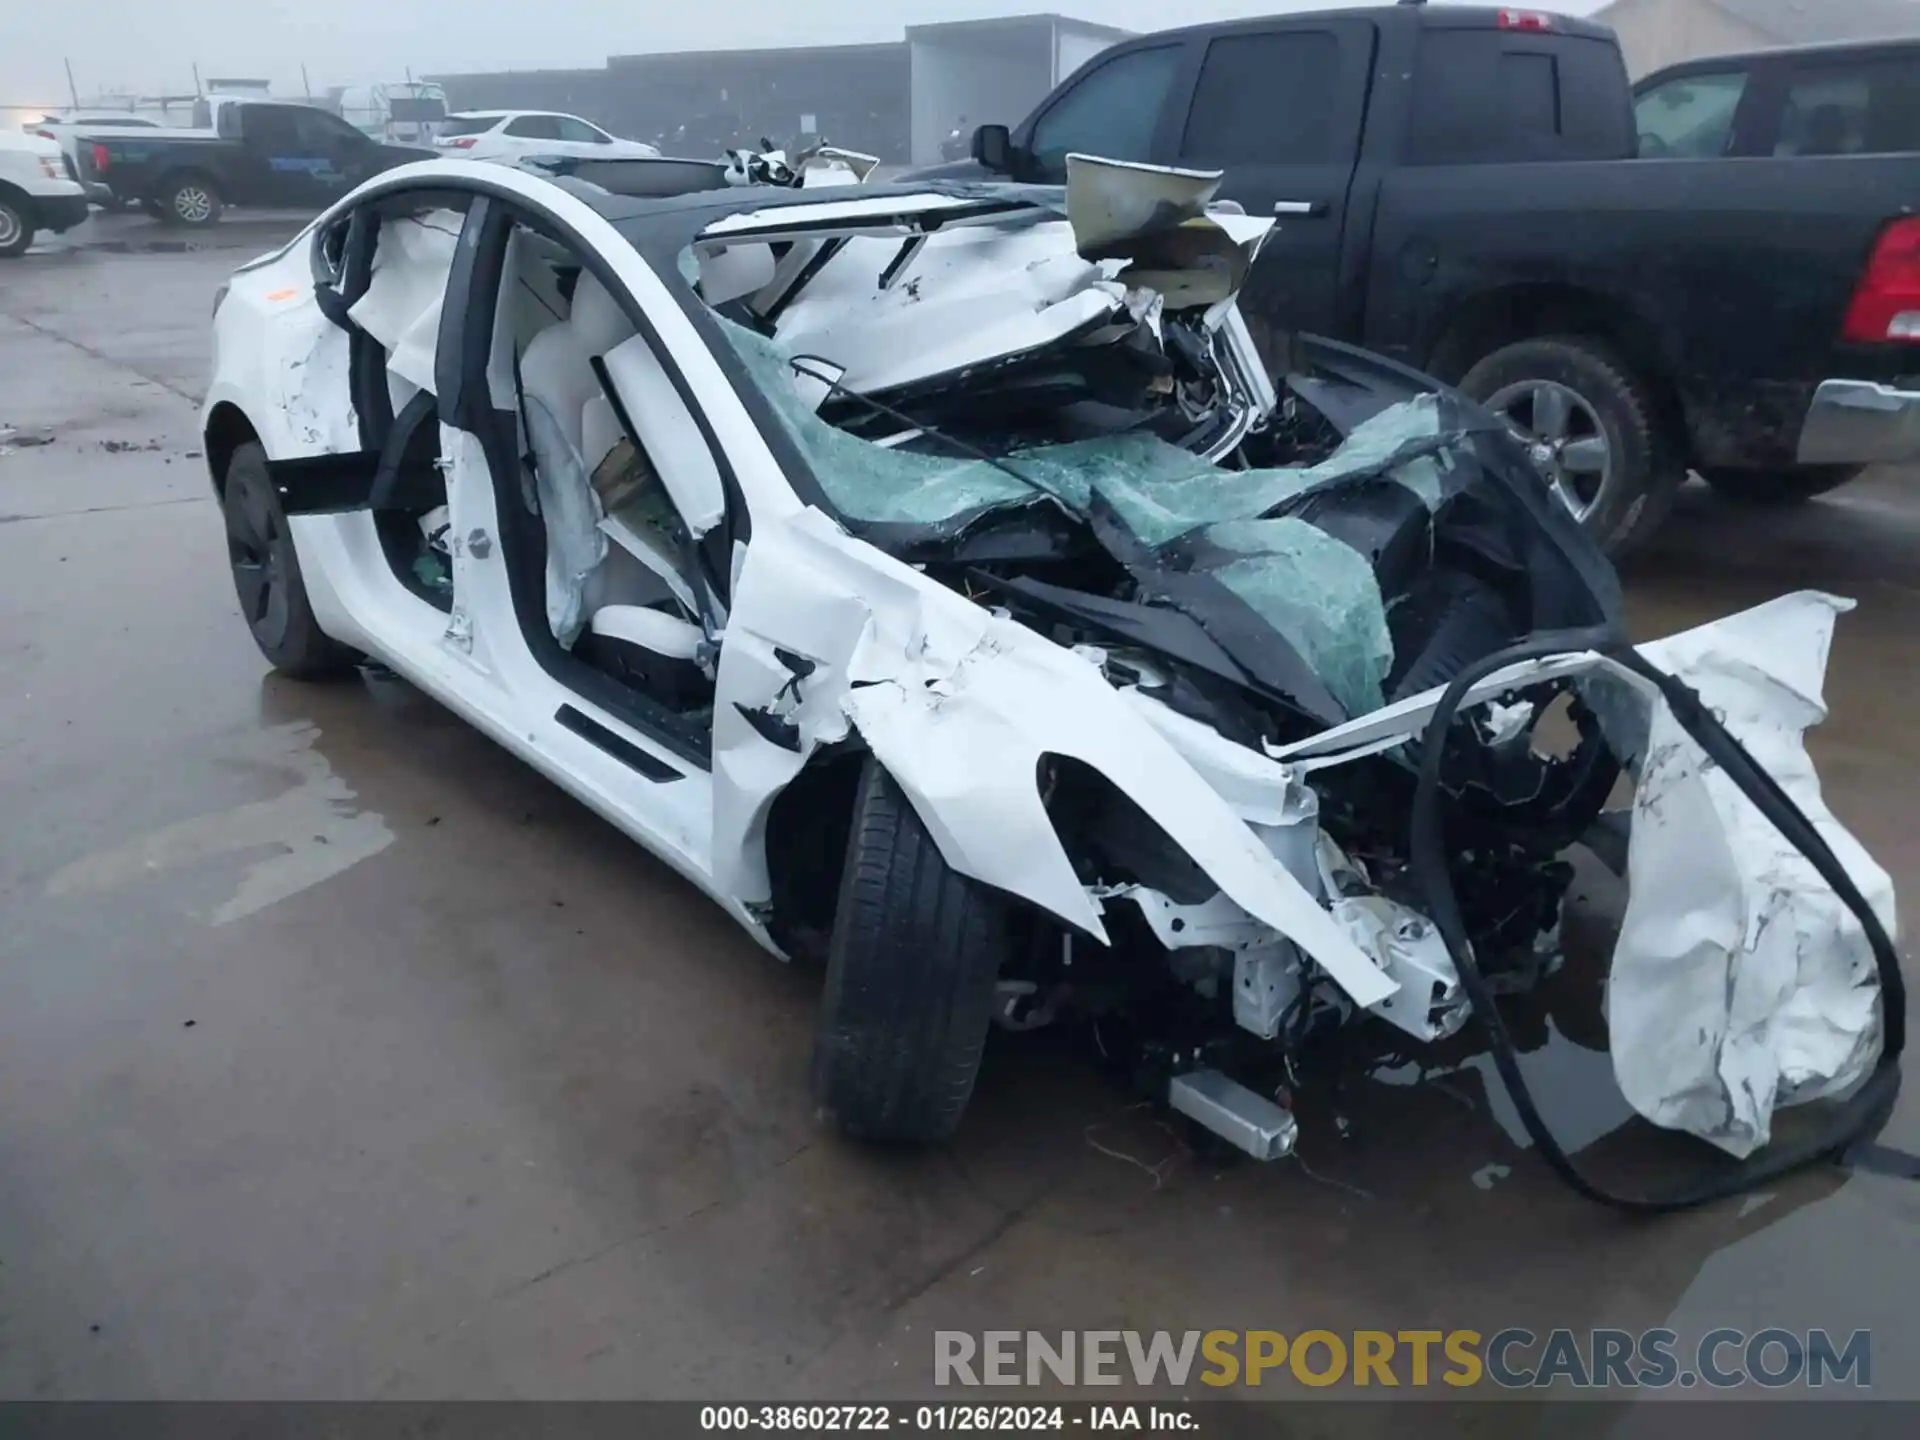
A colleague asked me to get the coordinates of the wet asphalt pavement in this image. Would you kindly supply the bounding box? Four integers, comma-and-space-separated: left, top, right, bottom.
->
1, 211, 1916, 1415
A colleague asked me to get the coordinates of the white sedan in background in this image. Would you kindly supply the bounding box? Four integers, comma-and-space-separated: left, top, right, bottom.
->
435, 110, 659, 163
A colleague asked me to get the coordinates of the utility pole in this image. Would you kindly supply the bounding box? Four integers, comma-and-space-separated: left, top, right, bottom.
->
192, 61, 203, 95
64, 58, 81, 109
302, 64, 312, 98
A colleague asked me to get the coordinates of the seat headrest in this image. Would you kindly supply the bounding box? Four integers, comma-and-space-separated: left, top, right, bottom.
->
570, 273, 636, 357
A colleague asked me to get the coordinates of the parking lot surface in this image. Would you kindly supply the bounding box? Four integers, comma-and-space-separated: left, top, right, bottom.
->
2, 213, 1916, 1409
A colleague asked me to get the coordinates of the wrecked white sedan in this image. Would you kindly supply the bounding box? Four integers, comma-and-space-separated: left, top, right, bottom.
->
202, 153, 1903, 1208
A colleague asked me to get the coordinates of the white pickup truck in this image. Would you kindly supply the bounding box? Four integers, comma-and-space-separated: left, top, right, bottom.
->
0, 131, 90, 257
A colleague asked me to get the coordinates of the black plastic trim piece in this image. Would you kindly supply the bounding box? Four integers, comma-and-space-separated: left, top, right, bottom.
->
367, 390, 443, 512
555, 705, 683, 782
436, 196, 494, 428
268, 451, 379, 514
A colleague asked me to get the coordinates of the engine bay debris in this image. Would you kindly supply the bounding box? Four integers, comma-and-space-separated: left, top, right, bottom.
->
654, 157, 1898, 1189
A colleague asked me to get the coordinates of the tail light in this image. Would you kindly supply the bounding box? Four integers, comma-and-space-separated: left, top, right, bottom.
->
92, 142, 111, 171
442, 136, 476, 149
34, 128, 59, 141
1498, 8, 1555, 28
1843, 217, 1920, 342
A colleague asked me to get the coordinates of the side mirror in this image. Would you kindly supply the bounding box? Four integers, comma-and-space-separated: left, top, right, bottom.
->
972, 124, 1013, 173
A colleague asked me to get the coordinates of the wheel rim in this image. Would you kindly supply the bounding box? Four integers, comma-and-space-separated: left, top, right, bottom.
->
174, 186, 212, 222
0, 203, 22, 249
226, 471, 290, 647
1483, 379, 1614, 523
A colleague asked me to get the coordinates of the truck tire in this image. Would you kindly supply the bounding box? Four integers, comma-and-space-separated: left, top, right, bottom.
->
0, 189, 35, 258
221, 442, 358, 678
1460, 337, 1681, 558
811, 758, 1010, 1144
158, 173, 223, 227
1701, 465, 1861, 506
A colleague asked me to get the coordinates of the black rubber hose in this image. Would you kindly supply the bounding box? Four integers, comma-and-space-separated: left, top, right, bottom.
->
1408, 627, 1906, 1213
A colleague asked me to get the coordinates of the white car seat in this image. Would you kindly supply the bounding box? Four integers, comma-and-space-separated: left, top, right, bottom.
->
517, 271, 639, 645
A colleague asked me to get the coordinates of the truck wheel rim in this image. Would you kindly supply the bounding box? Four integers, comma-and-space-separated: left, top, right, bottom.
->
175, 187, 212, 222
1484, 379, 1612, 524
0, 204, 21, 248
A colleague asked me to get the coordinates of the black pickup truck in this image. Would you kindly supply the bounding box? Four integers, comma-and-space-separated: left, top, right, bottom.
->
931, 4, 1920, 553
82, 101, 429, 228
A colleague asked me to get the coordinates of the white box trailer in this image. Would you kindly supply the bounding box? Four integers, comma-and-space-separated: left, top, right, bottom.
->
906, 14, 1133, 166
328, 83, 450, 145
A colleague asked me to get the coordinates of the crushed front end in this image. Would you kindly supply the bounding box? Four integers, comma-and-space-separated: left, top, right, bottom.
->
651, 156, 1900, 1205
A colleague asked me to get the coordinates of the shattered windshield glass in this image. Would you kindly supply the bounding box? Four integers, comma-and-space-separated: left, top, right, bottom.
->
715, 311, 1476, 717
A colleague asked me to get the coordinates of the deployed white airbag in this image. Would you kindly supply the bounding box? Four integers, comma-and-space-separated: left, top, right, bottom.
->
346, 211, 462, 396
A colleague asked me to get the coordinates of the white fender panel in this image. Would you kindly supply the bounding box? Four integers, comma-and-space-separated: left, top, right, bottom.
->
712, 507, 1397, 1009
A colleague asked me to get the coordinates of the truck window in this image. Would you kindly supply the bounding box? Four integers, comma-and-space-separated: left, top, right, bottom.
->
292, 109, 362, 150
1178, 31, 1344, 167
241, 106, 299, 147
1412, 32, 1634, 163
1774, 58, 1920, 156
246, 105, 356, 152
1026, 45, 1181, 181
506, 114, 563, 141
1634, 70, 1749, 158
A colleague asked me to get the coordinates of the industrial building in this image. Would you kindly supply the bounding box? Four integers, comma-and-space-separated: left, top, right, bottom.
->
433, 12, 1130, 165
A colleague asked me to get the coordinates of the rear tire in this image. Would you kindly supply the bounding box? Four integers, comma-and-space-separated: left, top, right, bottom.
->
0, 192, 35, 258
1700, 465, 1861, 505
158, 174, 222, 227
221, 442, 358, 678
1460, 336, 1682, 558
811, 759, 1010, 1144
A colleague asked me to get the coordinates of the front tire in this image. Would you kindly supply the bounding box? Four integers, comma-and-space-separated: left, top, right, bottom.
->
221, 442, 358, 678
158, 174, 222, 227
1701, 465, 1861, 505
0, 192, 35, 258
811, 759, 1010, 1144
1460, 336, 1682, 557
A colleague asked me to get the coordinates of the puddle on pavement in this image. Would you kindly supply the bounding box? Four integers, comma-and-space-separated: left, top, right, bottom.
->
1365, 860, 1642, 1160
45, 719, 393, 925
1374, 1015, 1635, 1156
0, 425, 59, 453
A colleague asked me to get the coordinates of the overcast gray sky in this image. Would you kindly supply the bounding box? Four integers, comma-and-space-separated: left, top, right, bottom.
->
1, 0, 1610, 109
